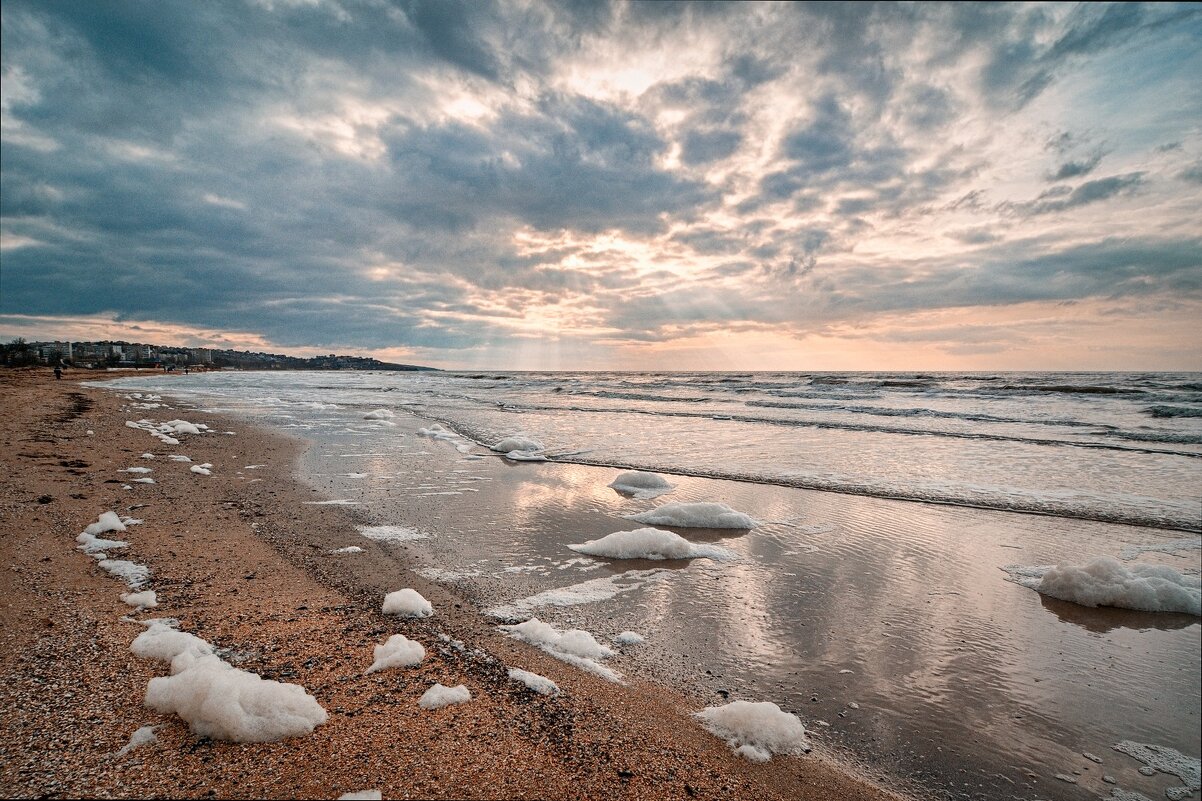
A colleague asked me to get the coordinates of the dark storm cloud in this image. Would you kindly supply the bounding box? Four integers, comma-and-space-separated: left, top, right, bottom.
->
2, 0, 1199, 359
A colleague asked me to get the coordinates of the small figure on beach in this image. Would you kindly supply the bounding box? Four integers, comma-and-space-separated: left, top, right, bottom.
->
53, 365, 62, 380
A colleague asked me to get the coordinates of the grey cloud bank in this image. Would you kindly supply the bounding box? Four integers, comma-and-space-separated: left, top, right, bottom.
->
2, 1, 1200, 368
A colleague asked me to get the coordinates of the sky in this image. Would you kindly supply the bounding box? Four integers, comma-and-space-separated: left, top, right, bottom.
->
2, 1, 1201, 371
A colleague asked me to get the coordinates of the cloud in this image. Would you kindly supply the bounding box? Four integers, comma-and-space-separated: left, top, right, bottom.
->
1, 0, 1199, 367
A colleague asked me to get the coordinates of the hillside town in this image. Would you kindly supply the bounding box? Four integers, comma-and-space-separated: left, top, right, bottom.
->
0, 338, 432, 371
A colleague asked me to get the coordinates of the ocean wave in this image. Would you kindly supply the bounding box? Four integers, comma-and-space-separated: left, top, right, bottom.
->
1146, 405, 1202, 418
997, 384, 1143, 395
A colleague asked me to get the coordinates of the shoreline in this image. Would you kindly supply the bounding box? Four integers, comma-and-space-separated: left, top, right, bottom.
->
0, 369, 903, 800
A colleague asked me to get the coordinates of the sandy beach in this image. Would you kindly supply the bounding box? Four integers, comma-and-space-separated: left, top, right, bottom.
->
0, 369, 901, 800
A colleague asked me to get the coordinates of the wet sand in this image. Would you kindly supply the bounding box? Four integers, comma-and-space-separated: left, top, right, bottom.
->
0, 368, 901, 801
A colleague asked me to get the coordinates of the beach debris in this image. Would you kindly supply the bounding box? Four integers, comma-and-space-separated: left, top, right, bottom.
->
694, 700, 811, 762
132, 621, 327, 742
569, 527, 735, 561
625, 501, 756, 529
365, 634, 425, 674
614, 631, 645, 646
508, 667, 560, 696
499, 618, 621, 683
121, 590, 158, 610
1001, 558, 1200, 615
113, 725, 158, 757
1112, 740, 1200, 800
418, 683, 471, 710
608, 470, 675, 500
382, 588, 433, 617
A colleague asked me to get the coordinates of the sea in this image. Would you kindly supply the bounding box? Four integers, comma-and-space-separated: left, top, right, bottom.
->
102, 370, 1202, 800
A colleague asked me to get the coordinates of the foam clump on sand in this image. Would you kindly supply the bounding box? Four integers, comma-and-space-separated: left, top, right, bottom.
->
121, 467, 153, 474
626, 501, 756, 529
499, 618, 621, 682
121, 590, 158, 609
417, 424, 457, 440
133, 622, 327, 742
167, 455, 192, 462
608, 471, 674, 499
418, 683, 471, 710
114, 725, 158, 757
365, 634, 425, 674
338, 792, 382, 800
1112, 741, 1201, 800
568, 527, 735, 561
77, 532, 129, 554
132, 477, 156, 484
163, 419, 208, 435
1002, 557, 1200, 615
190, 464, 213, 475
614, 631, 645, 646
99, 559, 151, 588
332, 546, 364, 554
508, 668, 560, 696
382, 588, 433, 617
491, 435, 544, 454
85, 512, 127, 536
694, 700, 812, 762
363, 409, 395, 420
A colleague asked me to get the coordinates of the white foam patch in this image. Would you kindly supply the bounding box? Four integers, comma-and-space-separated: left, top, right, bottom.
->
1112, 741, 1200, 800
167, 455, 193, 462
121, 590, 158, 609
569, 527, 736, 561
77, 532, 129, 554
190, 465, 212, 475
694, 701, 812, 762
614, 631, 645, 646
608, 470, 674, 499
338, 792, 382, 801
626, 501, 756, 529
132, 477, 156, 484
490, 435, 544, 453
417, 424, 460, 441
99, 559, 151, 588
419, 683, 471, 710
140, 453, 156, 459
363, 409, 395, 420
365, 634, 425, 674
382, 588, 433, 617
304, 499, 360, 505
331, 546, 364, 554
1120, 537, 1202, 561
121, 467, 153, 474
1001, 557, 1200, 615
114, 725, 158, 757
358, 525, 430, 543
133, 622, 326, 742
498, 618, 621, 682
501, 450, 548, 462
85, 512, 127, 536
487, 570, 668, 619
508, 668, 560, 696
